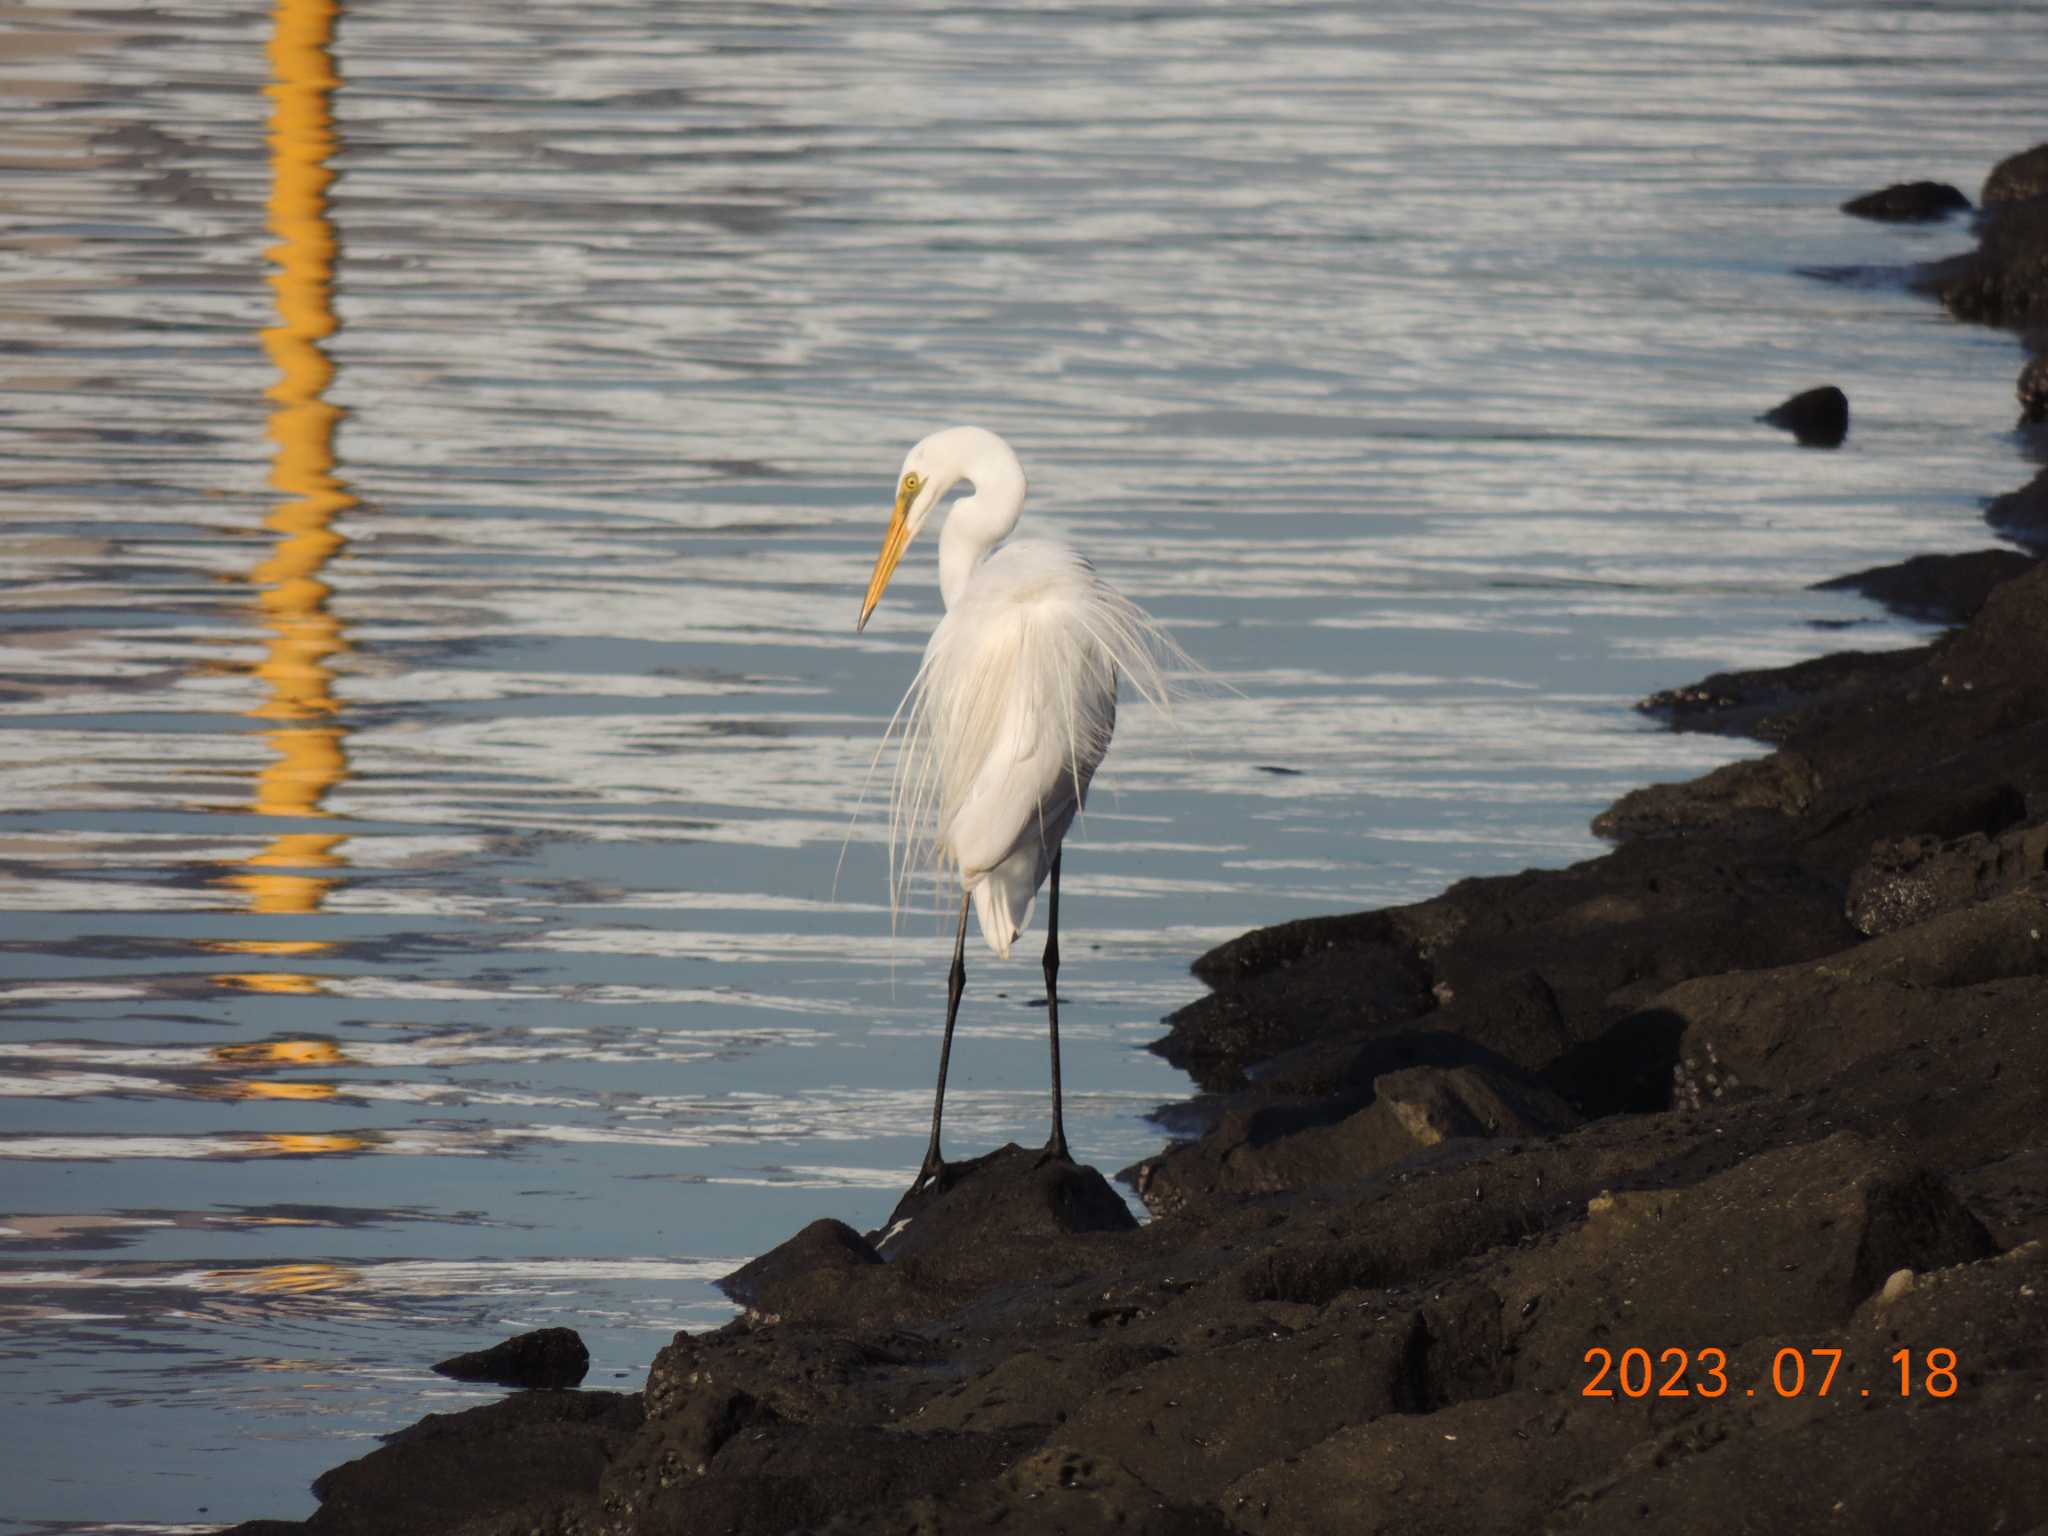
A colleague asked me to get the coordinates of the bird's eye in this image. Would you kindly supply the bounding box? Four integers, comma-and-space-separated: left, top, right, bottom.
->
902, 473, 921, 494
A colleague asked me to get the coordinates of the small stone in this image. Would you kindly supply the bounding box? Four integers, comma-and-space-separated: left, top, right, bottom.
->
1880, 1268, 1916, 1304
1759, 385, 1849, 448
1840, 180, 1969, 223
433, 1326, 590, 1390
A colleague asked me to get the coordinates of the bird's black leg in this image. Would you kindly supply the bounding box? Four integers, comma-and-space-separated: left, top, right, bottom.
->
913, 892, 973, 1193
1042, 849, 1072, 1165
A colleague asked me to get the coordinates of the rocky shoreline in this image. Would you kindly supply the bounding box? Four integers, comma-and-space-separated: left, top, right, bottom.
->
226, 144, 2048, 1536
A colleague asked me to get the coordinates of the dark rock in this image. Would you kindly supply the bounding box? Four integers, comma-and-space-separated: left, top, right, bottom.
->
1230, 1243, 2048, 1536
304, 1389, 641, 1536
1841, 180, 1969, 222
1988, 465, 2048, 548
616, 1421, 1020, 1536
1159, 922, 1433, 1092
2019, 350, 2048, 425
1131, 1063, 1577, 1211
1637, 644, 1927, 741
1813, 548, 2038, 625
1845, 821, 2048, 935
1056, 1305, 1429, 1503
1504, 1134, 1996, 1386
430, 1326, 589, 1390
1656, 881, 2048, 1085
644, 1324, 932, 1428
1983, 142, 2048, 206
963, 1445, 1238, 1535
1760, 384, 1849, 446
872, 1142, 1136, 1262
1592, 750, 1819, 840
717, 1217, 880, 1322
1916, 192, 2048, 328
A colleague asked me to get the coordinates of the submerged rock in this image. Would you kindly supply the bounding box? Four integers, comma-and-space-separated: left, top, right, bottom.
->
1987, 465, 2048, 548
431, 1326, 589, 1391
1916, 190, 2048, 328
1760, 384, 1849, 446
1812, 547, 2038, 625
2019, 350, 2048, 424
1840, 179, 1969, 222
1983, 141, 2048, 206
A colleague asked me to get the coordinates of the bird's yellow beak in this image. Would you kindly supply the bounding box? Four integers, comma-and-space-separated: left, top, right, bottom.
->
857, 481, 918, 632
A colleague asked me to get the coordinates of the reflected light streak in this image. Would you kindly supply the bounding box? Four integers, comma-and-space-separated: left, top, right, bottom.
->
212, 1039, 350, 1066
218, 0, 355, 990
206, 1261, 361, 1296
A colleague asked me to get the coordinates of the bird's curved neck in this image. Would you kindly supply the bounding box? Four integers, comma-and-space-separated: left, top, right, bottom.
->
936, 460, 1025, 610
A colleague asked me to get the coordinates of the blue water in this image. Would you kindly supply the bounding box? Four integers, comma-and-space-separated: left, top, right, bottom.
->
0, 1, 2036, 1527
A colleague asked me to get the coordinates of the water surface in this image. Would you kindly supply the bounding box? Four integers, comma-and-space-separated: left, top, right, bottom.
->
1, 0, 2037, 1527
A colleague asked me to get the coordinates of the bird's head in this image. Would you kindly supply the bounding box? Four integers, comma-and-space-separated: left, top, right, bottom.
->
857, 427, 1019, 631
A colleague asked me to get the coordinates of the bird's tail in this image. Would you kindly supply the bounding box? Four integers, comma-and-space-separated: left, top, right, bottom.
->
970, 858, 1039, 960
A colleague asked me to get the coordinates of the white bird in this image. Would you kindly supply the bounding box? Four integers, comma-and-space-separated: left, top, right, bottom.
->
858, 426, 1176, 1191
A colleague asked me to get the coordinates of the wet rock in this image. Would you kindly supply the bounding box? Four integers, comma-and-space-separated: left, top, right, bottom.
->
1841, 180, 1969, 222
1812, 547, 2038, 625
1133, 1064, 1576, 1210
1987, 464, 2048, 548
872, 1142, 1137, 1264
1916, 191, 2048, 328
1637, 644, 1927, 741
1592, 750, 1819, 841
431, 1326, 590, 1390
1845, 820, 2048, 934
1983, 142, 2048, 206
2019, 348, 2048, 425
303, 1389, 642, 1536
717, 1217, 882, 1324
1168, 837, 1857, 1107
1160, 923, 1434, 1092
1759, 384, 1849, 446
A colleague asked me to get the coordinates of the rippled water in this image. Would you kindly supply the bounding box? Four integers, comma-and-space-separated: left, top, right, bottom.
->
2, 0, 2038, 1526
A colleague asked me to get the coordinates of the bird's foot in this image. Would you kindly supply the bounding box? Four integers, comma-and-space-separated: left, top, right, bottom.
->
1037, 1132, 1073, 1168
908, 1149, 949, 1196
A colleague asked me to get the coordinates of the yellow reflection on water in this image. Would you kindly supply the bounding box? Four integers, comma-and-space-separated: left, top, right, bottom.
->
206, 1262, 360, 1296
212, 971, 327, 996
219, 0, 356, 994
256, 1132, 370, 1157
213, 1039, 350, 1065
202, 1080, 340, 1103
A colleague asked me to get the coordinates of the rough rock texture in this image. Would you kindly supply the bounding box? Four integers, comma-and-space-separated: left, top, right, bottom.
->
1840, 179, 1969, 222
221, 144, 2048, 1536
1916, 189, 2048, 329
1811, 547, 2038, 625
1988, 465, 2048, 548
1759, 383, 1849, 446
1983, 141, 2048, 206
433, 1327, 592, 1391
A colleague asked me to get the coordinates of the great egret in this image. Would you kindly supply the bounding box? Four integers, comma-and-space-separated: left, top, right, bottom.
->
858, 426, 1176, 1191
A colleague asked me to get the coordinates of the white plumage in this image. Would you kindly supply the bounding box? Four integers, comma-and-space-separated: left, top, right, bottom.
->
907, 540, 1118, 957
855, 425, 1177, 1183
